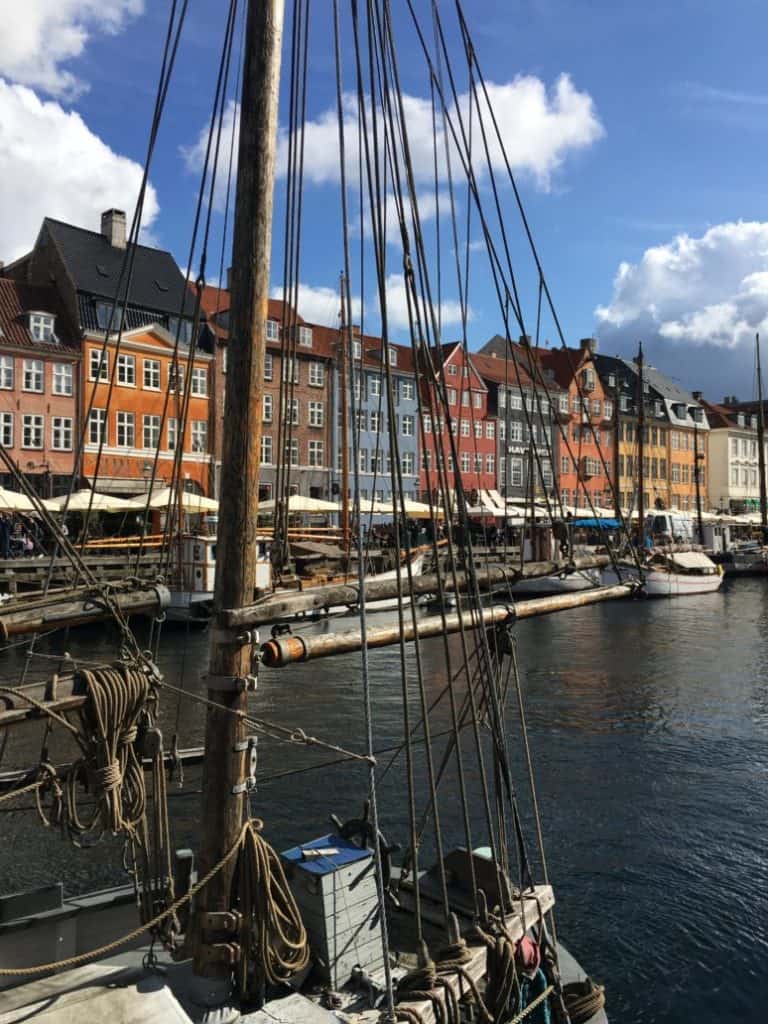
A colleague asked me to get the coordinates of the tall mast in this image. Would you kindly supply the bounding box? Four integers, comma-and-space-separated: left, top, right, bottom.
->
612, 375, 621, 520
338, 272, 350, 555
636, 342, 645, 544
193, 0, 284, 986
693, 413, 705, 545
756, 333, 768, 538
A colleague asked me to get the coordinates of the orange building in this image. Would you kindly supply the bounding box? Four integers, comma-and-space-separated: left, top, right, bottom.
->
538, 339, 614, 509
81, 325, 214, 495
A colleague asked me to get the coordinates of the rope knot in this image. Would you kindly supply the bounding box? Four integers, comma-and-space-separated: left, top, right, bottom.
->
95, 760, 122, 792
120, 725, 138, 745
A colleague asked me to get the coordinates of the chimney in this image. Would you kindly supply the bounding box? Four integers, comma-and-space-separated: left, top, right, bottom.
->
519, 334, 531, 347
580, 336, 598, 354
692, 390, 702, 402
101, 209, 126, 250
351, 324, 361, 336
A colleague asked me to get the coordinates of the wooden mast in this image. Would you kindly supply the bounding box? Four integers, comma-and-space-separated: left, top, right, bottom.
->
193, 0, 284, 985
756, 333, 768, 538
338, 272, 351, 555
612, 374, 621, 520
693, 413, 705, 545
636, 342, 645, 544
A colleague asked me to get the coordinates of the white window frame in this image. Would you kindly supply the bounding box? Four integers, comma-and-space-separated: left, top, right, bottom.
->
23, 359, 43, 393
264, 352, 273, 381
308, 401, 324, 428
116, 411, 135, 448
50, 416, 72, 451
402, 451, 415, 475
22, 414, 44, 449
0, 412, 12, 448
168, 418, 178, 451
29, 312, 55, 342
117, 353, 136, 386
309, 361, 325, 387
266, 319, 279, 341
52, 362, 73, 396
142, 414, 160, 450
308, 439, 324, 467
192, 420, 207, 453
486, 422, 495, 439
263, 394, 273, 422
298, 326, 313, 348
191, 367, 208, 396
0, 356, 13, 390
89, 409, 107, 445
89, 349, 108, 382
402, 414, 414, 437
401, 379, 415, 401
261, 435, 273, 465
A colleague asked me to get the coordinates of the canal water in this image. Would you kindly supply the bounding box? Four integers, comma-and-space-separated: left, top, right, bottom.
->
1, 580, 767, 1023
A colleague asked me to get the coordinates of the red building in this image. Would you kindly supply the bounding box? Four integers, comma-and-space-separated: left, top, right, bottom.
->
538, 338, 614, 509
419, 343, 497, 502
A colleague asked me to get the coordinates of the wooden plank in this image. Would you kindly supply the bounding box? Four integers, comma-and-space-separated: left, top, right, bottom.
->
395, 885, 554, 1024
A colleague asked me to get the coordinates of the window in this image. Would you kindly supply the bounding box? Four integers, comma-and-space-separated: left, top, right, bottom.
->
672, 463, 680, 483
473, 392, 483, 409
143, 359, 160, 389
446, 454, 454, 472
117, 354, 135, 386
558, 394, 569, 414
671, 431, 680, 450
424, 414, 432, 434
499, 420, 506, 441
475, 421, 483, 438
191, 367, 208, 396
0, 356, 13, 389
401, 379, 414, 400
53, 362, 73, 395
486, 453, 495, 475
117, 411, 134, 447
264, 352, 273, 380
168, 418, 178, 451
359, 448, 368, 473
562, 455, 569, 474
460, 419, 469, 437
261, 435, 273, 465
309, 362, 324, 387
89, 349, 108, 382
461, 391, 470, 407
388, 346, 397, 366
168, 362, 185, 393
266, 319, 279, 341
730, 466, 739, 486
22, 414, 43, 448
474, 453, 483, 473
355, 409, 367, 431
402, 451, 415, 475
402, 414, 414, 437
372, 449, 383, 473
486, 421, 495, 439
298, 326, 313, 348
285, 357, 300, 385
260, 394, 272, 422
309, 401, 324, 427
89, 409, 106, 445
447, 388, 457, 405
167, 317, 192, 345
289, 399, 299, 425
285, 438, 299, 465
460, 452, 471, 473
447, 364, 458, 376
510, 421, 523, 443
142, 414, 160, 450
370, 410, 382, 434
0, 412, 12, 447
592, 399, 601, 416
604, 400, 613, 419
308, 439, 324, 466
369, 374, 381, 397
511, 458, 523, 487
95, 302, 125, 331
29, 312, 55, 342
23, 359, 43, 392
192, 420, 207, 452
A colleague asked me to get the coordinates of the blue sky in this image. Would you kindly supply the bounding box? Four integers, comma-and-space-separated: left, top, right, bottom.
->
1, 1, 768, 401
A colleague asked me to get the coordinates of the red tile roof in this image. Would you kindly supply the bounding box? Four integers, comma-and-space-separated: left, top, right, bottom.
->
537, 346, 589, 389
470, 350, 542, 392
0, 279, 79, 355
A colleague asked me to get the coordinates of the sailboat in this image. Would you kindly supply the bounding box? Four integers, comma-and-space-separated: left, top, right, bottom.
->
0, 4, 621, 1023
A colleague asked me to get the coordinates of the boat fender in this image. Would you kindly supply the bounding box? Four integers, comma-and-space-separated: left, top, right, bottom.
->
518, 968, 552, 1024
515, 934, 541, 978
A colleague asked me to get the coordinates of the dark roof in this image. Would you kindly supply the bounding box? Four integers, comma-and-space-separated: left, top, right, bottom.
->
0, 279, 79, 355
641, 363, 699, 405
471, 350, 540, 392
44, 217, 194, 318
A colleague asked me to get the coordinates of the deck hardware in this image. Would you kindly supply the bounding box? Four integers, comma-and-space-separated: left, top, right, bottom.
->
270, 621, 293, 638
204, 673, 257, 693
198, 941, 241, 968
231, 736, 258, 795
201, 910, 242, 935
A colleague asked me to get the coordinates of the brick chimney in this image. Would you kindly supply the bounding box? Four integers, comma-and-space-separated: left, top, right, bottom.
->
101, 209, 126, 250
579, 336, 598, 354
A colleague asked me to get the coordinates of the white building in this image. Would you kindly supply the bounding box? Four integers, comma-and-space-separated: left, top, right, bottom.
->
704, 399, 767, 513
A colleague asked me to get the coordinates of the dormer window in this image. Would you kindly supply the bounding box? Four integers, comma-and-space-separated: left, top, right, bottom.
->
298, 326, 313, 348
388, 346, 397, 366
352, 339, 362, 360
95, 301, 126, 332
607, 373, 616, 389
28, 312, 55, 343
751, 415, 758, 429
265, 319, 279, 342
737, 413, 745, 427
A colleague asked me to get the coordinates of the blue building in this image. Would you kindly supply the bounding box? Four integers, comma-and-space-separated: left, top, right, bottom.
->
331, 335, 421, 508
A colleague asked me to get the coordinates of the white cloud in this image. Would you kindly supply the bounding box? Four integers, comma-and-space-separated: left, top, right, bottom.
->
595, 221, 768, 349
0, 1, 143, 98
180, 99, 239, 211
184, 73, 602, 205
377, 274, 468, 331
0, 80, 159, 262
270, 283, 360, 327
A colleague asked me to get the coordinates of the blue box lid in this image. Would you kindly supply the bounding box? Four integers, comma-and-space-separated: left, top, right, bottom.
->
281, 833, 373, 876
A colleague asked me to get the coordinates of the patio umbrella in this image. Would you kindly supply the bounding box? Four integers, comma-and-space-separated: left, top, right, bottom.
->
45, 489, 132, 513
127, 487, 219, 512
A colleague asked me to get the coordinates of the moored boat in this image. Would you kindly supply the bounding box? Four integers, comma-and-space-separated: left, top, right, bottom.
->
603, 548, 723, 596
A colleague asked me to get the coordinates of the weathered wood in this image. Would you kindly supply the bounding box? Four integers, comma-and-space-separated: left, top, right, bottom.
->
259, 583, 634, 666
0, 584, 169, 638
225, 556, 612, 627
193, 0, 285, 981
0, 747, 205, 787
395, 885, 555, 1024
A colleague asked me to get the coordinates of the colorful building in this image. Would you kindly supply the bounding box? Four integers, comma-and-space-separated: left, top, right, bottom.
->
702, 399, 765, 513
81, 325, 214, 494
537, 339, 614, 510
419, 343, 496, 503
0, 280, 81, 496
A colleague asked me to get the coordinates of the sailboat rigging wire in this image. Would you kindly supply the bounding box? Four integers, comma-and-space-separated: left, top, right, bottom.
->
338, 2, 397, 1011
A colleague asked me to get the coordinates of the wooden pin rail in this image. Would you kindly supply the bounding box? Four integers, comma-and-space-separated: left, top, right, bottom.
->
260, 583, 635, 666
0, 584, 169, 639
225, 556, 612, 628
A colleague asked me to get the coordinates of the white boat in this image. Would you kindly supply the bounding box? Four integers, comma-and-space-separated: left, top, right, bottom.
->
509, 567, 601, 596
324, 552, 426, 614
602, 549, 723, 596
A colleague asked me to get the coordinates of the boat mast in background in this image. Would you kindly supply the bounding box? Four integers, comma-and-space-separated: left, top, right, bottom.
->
636, 342, 645, 543
693, 404, 705, 545
756, 333, 768, 541
193, 0, 284, 993
612, 376, 621, 520
338, 271, 351, 555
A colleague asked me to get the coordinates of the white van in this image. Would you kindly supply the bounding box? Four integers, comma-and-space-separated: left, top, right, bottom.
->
645, 512, 695, 543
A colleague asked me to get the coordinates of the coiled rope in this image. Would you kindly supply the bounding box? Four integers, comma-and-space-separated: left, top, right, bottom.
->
562, 978, 606, 1023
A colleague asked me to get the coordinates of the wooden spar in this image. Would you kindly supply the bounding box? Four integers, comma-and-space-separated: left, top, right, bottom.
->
0, 747, 205, 784
224, 555, 612, 627
260, 583, 635, 666
0, 584, 169, 638
193, 0, 284, 980
756, 333, 768, 536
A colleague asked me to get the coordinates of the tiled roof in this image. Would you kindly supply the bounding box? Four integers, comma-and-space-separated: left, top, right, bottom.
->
44, 217, 194, 318
536, 346, 589, 389
470, 350, 540, 391
0, 279, 79, 355
701, 399, 745, 429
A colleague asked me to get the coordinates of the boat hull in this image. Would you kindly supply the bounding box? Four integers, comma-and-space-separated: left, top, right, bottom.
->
509, 569, 600, 597
602, 564, 723, 596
